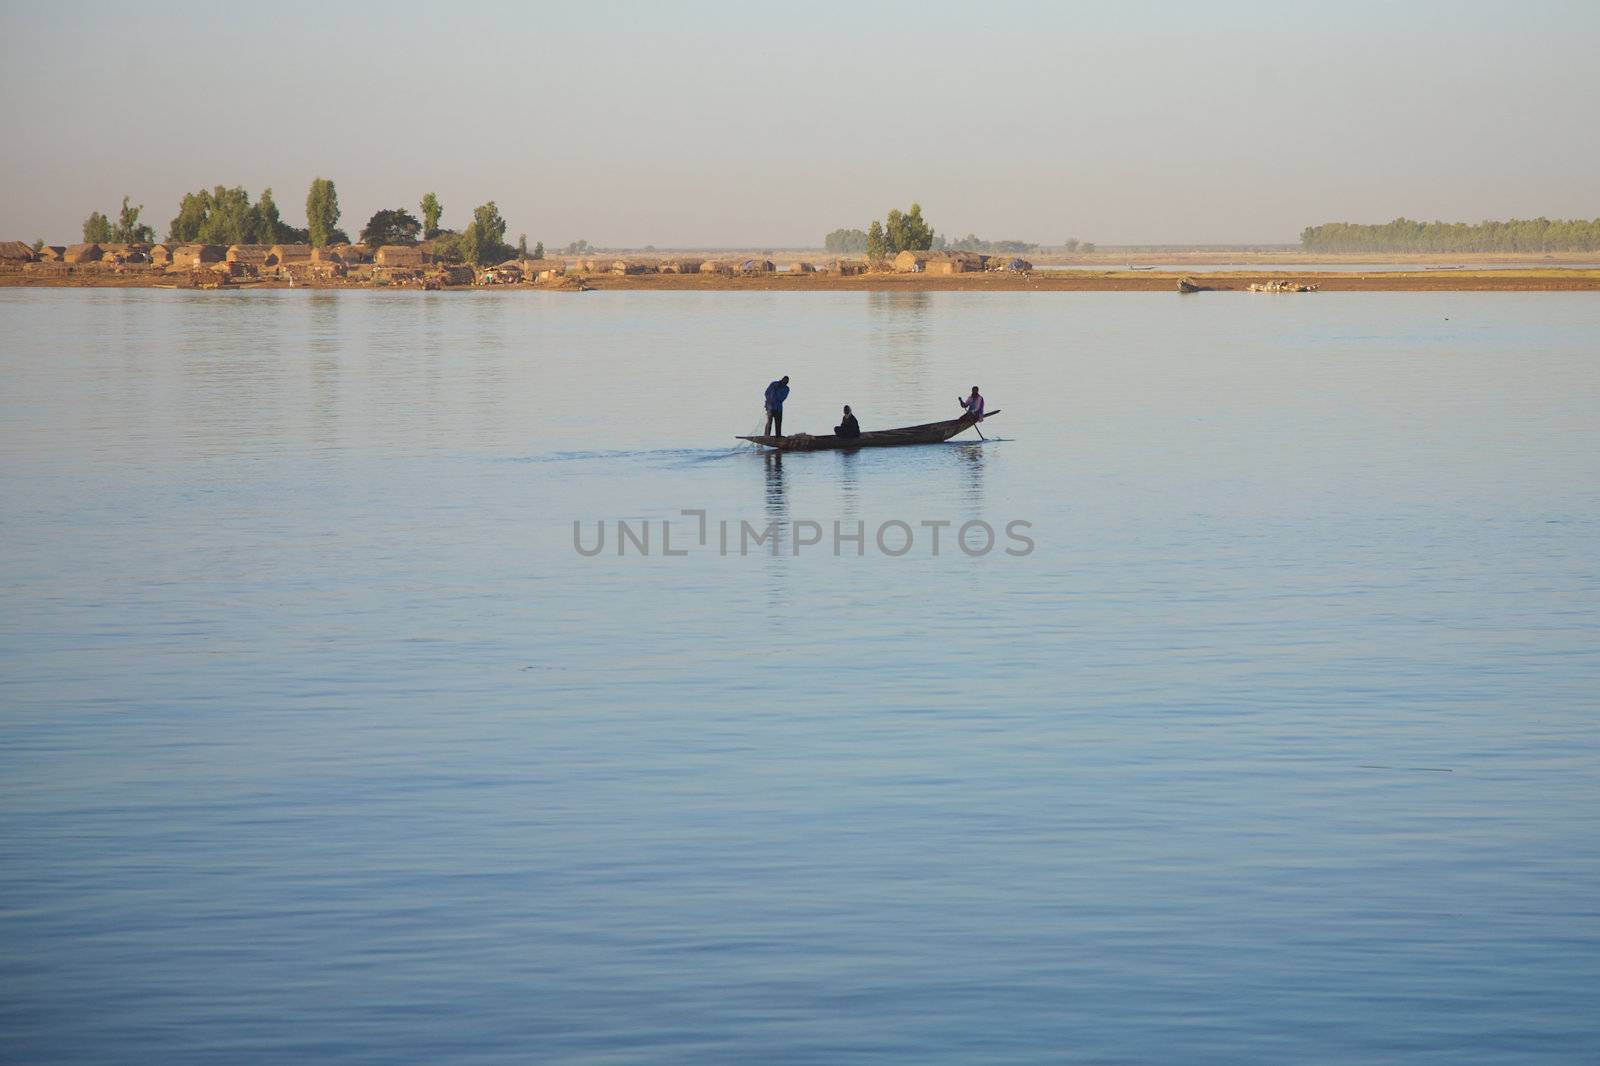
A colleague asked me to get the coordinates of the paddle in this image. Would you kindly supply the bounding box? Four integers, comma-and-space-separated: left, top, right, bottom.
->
958, 398, 992, 440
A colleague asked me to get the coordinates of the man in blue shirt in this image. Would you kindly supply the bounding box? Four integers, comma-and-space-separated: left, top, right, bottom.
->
763, 375, 790, 437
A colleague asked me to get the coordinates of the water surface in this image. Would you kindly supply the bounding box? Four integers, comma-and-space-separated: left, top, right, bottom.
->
3, 288, 1598, 1064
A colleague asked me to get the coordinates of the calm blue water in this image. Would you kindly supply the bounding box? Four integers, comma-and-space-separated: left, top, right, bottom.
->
3, 288, 1598, 1064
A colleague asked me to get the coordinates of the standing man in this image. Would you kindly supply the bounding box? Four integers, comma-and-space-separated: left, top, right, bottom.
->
764, 375, 790, 437
958, 385, 985, 421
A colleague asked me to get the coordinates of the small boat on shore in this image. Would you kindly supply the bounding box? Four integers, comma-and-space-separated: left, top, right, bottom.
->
738, 411, 999, 452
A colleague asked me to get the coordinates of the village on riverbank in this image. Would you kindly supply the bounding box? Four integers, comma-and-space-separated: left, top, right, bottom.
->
4, 239, 1600, 293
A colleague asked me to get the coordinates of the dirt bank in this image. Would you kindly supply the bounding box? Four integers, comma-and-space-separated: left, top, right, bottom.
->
5, 269, 1599, 293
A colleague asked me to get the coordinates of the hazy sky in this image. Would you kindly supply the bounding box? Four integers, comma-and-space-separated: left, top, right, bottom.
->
3, 1, 1597, 247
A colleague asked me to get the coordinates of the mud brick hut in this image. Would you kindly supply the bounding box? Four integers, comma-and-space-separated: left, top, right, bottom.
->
0, 240, 37, 265
893, 250, 987, 274
373, 245, 427, 268
266, 244, 313, 270
170, 244, 224, 271
63, 243, 103, 264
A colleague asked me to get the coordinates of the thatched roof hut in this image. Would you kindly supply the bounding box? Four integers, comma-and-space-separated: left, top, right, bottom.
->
699, 260, 734, 274
317, 243, 371, 265
226, 244, 271, 267
63, 243, 102, 264
147, 244, 172, 266
833, 258, 866, 276
736, 258, 775, 275
989, 257, 1034, 272
39, 245, 66, 262
893, 249, 986, 274
170, 244, 224, 270
610, 259, 654, 274
0, 240, 36, 263
266, 244, 313, 267
527, 260, 566, 281
373, 245, 426, 267
787, 261, 816, 274
658, 257, 704, 274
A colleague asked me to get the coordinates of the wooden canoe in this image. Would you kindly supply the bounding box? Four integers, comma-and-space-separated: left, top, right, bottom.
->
738, 411, 999, 452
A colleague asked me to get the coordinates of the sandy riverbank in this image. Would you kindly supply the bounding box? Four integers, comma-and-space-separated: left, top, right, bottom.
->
5, 268, 1600, 293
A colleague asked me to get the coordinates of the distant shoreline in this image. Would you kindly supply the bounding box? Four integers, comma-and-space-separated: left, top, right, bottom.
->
6, 268, 1599, 293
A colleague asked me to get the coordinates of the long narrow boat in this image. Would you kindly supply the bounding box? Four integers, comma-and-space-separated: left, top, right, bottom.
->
738, 410, 999, 452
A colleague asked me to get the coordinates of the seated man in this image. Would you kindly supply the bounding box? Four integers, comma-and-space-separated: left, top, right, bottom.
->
835, 405, 861, 439
958, 385, 985, 420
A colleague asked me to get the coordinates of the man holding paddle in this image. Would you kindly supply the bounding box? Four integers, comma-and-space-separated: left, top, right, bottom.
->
958, 386, 986, 421
958, 385, 988, 440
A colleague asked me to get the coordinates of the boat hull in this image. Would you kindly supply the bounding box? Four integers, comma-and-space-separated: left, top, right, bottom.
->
737, 411, 996, 452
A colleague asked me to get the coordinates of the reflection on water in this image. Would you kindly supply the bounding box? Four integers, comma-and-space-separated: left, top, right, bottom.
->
868, 291, 934, 393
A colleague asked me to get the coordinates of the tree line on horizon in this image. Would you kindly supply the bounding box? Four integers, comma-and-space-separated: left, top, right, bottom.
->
76, 179, 544, 266
1301, 217, 1600, 253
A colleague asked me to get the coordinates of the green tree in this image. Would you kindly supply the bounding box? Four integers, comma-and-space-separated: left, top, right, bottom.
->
359, 208, 422, 246
305, 177, 340, 248
110, 196, 156, 243
428, 231, 465, 262
420, 192, 443, 239
251, 188, 283, 243
1063, 238, 1080, 252
880, 202, 934, 256
563, 239, 592, 255
824, 228, 868, 254
866, 220, 886, 260
196, 186, 254, 246
169, 189, 212, 242
461, 201, 511, 266
517, 233, 528, 257
533, 240, 544, 259
82, 211, 114, 243
32, 238, 44, 253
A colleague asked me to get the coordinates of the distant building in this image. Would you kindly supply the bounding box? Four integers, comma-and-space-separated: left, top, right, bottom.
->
170, 244, 224, 271
893, 249, 988, 274
373, 245, 427, 268
266, 244, 313, 268
0, 240, 37, 264
63, 242, 103, 264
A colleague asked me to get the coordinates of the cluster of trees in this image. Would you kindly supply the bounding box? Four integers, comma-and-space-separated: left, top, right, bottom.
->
937, 234, 1038, 254
829, 209, 1048, 257
1301, 217, 1600, 253
164, 185, 321, 246
82, 196, 156, 243
824, 228, 868, 253
823, 206, 939, 258
81, 179, 543, 267
350, 194, 538, 264
866, 204, 936, 259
